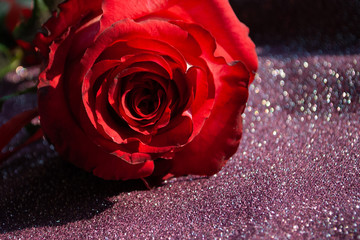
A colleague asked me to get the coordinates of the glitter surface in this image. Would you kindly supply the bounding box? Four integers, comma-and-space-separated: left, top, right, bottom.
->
1, 1, 360, 239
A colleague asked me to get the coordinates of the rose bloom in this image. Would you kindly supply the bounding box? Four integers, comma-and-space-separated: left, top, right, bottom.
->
35, 0, 258, 181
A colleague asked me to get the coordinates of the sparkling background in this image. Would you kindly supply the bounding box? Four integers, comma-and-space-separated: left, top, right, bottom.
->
1, 0, 360, 239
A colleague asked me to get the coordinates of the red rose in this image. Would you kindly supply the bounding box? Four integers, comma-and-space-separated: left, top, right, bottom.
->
34, 0, 258, 181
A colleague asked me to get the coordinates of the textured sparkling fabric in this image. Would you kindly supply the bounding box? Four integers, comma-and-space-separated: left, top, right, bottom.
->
1, 0, 360, 239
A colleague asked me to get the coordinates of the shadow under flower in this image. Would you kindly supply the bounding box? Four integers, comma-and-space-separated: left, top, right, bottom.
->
0, 146, 147, 233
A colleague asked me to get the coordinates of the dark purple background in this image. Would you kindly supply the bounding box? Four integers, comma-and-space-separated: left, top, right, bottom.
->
1, 0, 359, 239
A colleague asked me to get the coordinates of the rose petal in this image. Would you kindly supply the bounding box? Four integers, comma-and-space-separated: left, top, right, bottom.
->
117, 74, 171, 134
126, 38, 191, 72
186, 66, 215, 139
38, 83, 155, 180
100, 0, 178, 30
100, 0, 257, 78
94, 77, 152, 144
102, 53, 173, 79
83, 60, 122, 122
149, 112, 193, 147
170, 68, 193, 114
0, 109, 39, 158
159, 0, 258, 78
34, 0, 102, 56
170, 61, 250, 176
80, 19, 184, 87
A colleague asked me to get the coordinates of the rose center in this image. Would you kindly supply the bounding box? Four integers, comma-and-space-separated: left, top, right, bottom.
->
135, 90, 158, 115
125, 78, 165, 119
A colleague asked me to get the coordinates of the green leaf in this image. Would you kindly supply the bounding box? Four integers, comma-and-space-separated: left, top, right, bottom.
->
13, 0, 52, 43
12, 0, 65, 43
16, 0, 33, 9
42, 0, 64, 12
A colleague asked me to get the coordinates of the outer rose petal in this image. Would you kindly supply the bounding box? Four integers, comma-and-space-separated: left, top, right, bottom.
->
100, 0, 257, 80
34, 0, 102, 56
163, 0, 258, 78
100, 0, 177, 29
38, 79, 154, 181
170, 62, 249, 176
